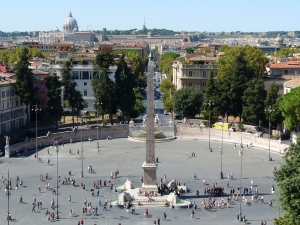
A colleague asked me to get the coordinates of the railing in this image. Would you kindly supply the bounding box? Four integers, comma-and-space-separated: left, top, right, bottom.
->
182, 65, 218, 69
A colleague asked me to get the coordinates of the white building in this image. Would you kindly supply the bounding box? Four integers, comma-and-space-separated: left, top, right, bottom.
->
39, 28, 67, 43
48, 60, 117, 112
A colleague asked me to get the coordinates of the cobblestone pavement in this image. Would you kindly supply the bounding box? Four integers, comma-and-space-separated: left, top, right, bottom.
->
0, 138, 282, 225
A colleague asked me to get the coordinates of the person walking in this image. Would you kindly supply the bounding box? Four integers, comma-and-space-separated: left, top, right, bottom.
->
32, 203, 36, 212
191, 209, 195, 219
132, 206, 135, 215
158, 218, 160, 225
103, 204, 107, 211
20, 195, 23, 203
98, 198, 101, 206
68, 195, 71, 203
163, 212, 167, 220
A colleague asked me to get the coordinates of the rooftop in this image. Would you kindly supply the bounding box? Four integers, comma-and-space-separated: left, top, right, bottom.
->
284, 77, 300, 87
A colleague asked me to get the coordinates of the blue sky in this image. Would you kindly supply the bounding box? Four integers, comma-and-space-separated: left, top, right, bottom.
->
1, 0, 299, 32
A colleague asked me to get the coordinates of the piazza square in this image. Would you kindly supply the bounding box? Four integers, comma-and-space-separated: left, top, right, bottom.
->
0, 137, 281, 225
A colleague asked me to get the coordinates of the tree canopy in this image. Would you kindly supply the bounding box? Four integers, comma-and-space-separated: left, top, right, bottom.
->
279, 87, 300, 132
0, 47, 47, 67
242, 76, 266, 124
274, 138, 300, 225
14, 47, 35, 126
160, 78, 175, 113
45, 75, 63, 128
173, 88, 203, 118
61, 59, 84, 125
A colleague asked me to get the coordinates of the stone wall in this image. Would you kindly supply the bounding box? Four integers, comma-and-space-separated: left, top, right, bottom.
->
175, 125, 288, 153
8, 125, 129, 156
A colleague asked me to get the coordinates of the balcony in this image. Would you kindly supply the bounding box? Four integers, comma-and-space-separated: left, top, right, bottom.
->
182, 64, 218, 69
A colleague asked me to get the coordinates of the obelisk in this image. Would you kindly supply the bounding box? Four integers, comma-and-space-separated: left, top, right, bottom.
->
142, 52, 158, 191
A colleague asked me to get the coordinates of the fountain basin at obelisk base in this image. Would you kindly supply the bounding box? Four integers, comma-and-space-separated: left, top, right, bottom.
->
128, 129, 176, 142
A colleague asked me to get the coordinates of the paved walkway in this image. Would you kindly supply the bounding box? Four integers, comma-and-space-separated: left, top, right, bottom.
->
0, 138, 282, 225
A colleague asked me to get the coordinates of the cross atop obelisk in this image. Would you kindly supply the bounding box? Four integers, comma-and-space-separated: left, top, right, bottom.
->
142, 51, 158, 191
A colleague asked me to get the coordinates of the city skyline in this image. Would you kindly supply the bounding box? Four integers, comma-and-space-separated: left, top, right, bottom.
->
1, 0, 299, 33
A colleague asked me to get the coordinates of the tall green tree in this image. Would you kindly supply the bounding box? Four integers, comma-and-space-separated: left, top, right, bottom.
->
274, 138, 300, 225
92, 52, 117, 124
158, 52, 179, 78
265, 82, 279, 107
160, 78, 175, 113
174, 88, 203, 118
14, 47, 35, 126
242, 76, 266, 125
45, 75, 63, 128
61, 59, 84, 125
219, 51, 254, 118
115, 54, 136, 121
203, 72, 219, 120
279, 87, 300, 132
265, 82, 283, 129
217, 45, 268, 80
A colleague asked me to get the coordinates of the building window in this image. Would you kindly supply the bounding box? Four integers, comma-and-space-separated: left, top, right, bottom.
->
189, 83, 192, 87
203, 71, 207, 77
72, 72, 79, 79
41, 82, 44, 88
188, 71, 192, 77
15, 120, 19, 129
6, 90, 10, 97
279, 85, 283, 90
16, 100, 19, 107
285, 70, 288, 75
11, 89, 14, 96
274, 70, 279, 75
82, 71, 89, 79
203, 83, 206, 87
2, 91, 5, 98
41, 91, 44, 97
84, 82, 87, 86
11, 101, 13, 108
278, 94, 282, 98
285, 89, 289, 93
84, 90, 87, 96
6, 122, 10, 132
295, 70, 299, 75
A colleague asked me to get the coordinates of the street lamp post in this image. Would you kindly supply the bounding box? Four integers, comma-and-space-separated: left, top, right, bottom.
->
54, 144, 59, 219
32, 105, 40, 159
207, 100, 214, 152
6, 169, 11, 225
239, 147, 243, 221
266, 105, 273, 161
81, 119, 83, 177
94, 102, 100, 152
220, 115, 224, 179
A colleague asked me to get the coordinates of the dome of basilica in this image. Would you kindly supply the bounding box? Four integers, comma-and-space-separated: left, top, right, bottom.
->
63, 11, 79, 33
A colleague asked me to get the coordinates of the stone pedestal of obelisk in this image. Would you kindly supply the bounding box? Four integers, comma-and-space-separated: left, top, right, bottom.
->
142, 52, 158, 192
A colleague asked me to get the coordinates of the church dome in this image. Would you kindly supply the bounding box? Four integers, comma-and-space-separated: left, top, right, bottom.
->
63, 11, 79, 33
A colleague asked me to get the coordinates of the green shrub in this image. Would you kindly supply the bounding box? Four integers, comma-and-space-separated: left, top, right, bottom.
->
103, 119, 108, 125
